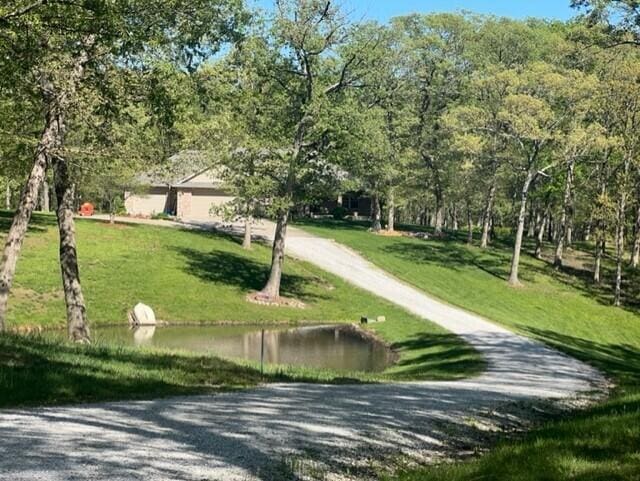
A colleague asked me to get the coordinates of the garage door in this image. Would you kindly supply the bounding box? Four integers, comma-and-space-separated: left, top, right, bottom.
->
188, 189, 233, 219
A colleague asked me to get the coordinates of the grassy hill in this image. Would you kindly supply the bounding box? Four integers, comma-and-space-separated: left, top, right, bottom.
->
0, 212, 483, 407
298, 219, 640, 481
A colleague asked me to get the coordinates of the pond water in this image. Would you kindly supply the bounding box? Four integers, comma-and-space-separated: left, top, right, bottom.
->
92, 324, 393, 373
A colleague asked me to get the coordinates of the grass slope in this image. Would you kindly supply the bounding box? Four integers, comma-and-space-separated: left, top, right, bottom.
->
298, 219, 640, 481
0, 212, 482, 407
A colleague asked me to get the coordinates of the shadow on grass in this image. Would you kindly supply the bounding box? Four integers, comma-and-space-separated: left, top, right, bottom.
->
300, 219, 640, 315
520, 326, 640, 386
0, 210, 55, 234
0, 333, 270, 409
389, 332, 486, 380
173, 247, 330, 304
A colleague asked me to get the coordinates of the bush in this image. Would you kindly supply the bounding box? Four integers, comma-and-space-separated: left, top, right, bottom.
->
151, 212, 173, 221
332, 206, 347, 220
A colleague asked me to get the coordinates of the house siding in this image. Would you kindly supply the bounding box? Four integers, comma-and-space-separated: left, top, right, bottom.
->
124, 187, 169, 217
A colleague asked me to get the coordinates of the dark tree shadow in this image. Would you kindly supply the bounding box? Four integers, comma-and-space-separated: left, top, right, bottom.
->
519, 326, 640, 386
389, 332, 487, 380
173, 247, 330, 303
0, 210, 54, 234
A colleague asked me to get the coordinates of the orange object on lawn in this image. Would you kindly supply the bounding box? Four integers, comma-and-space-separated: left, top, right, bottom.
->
79, 203, 94, 216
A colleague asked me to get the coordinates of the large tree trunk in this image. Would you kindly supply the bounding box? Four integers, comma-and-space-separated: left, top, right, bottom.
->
387, 190, 395, 233
631, 202, 640, 268
0, 104, 58, 330
480, 178, 497, 248
260, 210, 289, 300
554, 159, 575, 268
53, 159, 90, 342
371, 193, 382, 233
5, 183, 10, 210
535, 209, 549, 259
508, 169, 535, 287
243, 217, 252, 250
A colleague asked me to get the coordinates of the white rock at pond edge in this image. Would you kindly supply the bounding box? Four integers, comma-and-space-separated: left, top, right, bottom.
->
131, 303, 157, 326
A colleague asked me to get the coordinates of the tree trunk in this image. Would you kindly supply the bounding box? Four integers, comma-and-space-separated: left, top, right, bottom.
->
508, 169, 535, 287
0, 107, 58, 330
387, 191, 395, 233
41, 179, 50, 212
466, 202, 473, 245
527, 203, 536, 238
554, 159, 575, 268
535, 209, 549, 259
594, 238, 604, 284
631, 203, 640, 268
260, 210, 289, 300
371, 193, 382, 233
451, 204, 459, 231
614, 189, 628, 307
53, 159, 90, 342
434, 188, 444, 234
243, 217, 252, 250
5, 183, 10, 210
480, 179, 497, 248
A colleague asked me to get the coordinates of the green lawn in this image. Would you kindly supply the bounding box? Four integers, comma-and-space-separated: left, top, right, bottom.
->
0, 211, 482, 407
298, 219, 640, 481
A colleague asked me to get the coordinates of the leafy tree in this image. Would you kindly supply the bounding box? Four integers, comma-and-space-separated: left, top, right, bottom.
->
0, 0, 246, 338
225, 0, 375, 302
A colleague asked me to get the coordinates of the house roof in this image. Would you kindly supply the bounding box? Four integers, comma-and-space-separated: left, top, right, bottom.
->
137, 151, 224, 189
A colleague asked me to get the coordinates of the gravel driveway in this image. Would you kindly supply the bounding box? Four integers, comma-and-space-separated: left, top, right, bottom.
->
0, 218, 606, 481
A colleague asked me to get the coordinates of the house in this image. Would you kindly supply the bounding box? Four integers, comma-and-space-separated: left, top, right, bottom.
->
316, 191, 373, 218
125, 152, 234, 220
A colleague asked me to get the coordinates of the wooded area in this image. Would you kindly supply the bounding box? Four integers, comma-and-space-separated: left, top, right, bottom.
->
1, 0, 639, 339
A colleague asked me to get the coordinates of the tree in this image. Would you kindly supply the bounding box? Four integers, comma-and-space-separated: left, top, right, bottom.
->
597, 53, 640, 305
573, 0, 640, 46
394, 13, 474, 234
495, 63, 578, 286
0, 0, 245, 337
233, 0, 375, 302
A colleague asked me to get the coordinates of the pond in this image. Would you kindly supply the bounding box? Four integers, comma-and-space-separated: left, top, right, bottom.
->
92, 324, 394, 373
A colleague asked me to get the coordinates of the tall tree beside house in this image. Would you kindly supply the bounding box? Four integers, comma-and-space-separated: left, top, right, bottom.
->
227, 0, 378, 302
337, 23, 412, 233
0, 0, 246, 337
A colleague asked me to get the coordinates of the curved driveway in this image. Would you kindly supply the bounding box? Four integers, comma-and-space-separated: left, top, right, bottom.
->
0, 219, 606, 481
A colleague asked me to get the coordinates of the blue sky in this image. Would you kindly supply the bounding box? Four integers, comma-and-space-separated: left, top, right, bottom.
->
252, 1, 578, 22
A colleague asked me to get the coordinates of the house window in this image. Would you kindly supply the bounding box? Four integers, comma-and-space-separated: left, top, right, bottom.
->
343, 196, 359, 210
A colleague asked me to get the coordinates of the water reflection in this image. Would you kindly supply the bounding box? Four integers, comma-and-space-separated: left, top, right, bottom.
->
97, 324, 392, 372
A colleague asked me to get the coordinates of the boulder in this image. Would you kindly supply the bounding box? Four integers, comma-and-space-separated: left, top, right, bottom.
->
129, 303, 157, 326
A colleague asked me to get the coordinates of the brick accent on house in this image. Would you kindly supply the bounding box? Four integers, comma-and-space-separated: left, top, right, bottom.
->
177, 190, 192, 219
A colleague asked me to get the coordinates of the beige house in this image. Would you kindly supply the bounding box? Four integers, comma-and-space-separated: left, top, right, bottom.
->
125, 154, 234, 220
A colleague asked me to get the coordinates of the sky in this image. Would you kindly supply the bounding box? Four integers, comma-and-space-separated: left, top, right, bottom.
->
252, 0, 578, 23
